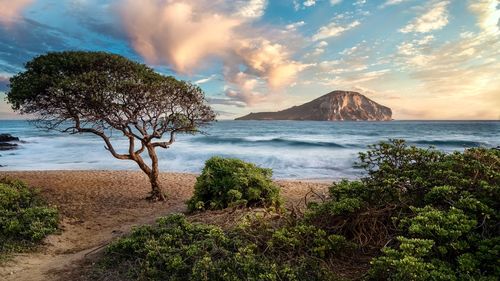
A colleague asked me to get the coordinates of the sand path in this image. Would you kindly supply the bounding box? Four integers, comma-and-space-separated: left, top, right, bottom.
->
0, 171, 329, 281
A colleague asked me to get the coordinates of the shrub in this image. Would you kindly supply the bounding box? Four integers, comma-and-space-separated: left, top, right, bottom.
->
298, 140, 499, 279
100, 140, 499, 280
366, 144, 499, 280
0, 178, 59, 253
104, 213, 341, 281
187, 157, 282, 211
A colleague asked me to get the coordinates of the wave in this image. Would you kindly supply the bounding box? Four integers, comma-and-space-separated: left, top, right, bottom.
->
193, 136, 347, 148
412, 140, 487, 147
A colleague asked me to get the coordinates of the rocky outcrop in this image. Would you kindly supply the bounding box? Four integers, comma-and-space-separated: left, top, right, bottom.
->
0, 134, 19, 142
0, 134, 20, 151
236, 91, 392, 121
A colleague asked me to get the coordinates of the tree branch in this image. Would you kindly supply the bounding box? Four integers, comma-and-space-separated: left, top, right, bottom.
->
73, 118, 131, 160
151, 130, 176, 148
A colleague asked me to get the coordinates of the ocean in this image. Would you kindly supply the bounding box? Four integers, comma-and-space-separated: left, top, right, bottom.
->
1, 120, 499, 180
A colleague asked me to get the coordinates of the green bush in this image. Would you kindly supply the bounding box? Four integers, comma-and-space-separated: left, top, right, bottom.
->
300, 140, 499, 280
104, 213, 341, 281
0, 178, 59, 253
187, 157, 282, 211
100, 140, 499, 280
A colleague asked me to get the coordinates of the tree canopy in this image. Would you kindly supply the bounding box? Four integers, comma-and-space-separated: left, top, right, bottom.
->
8, 51, 216, 200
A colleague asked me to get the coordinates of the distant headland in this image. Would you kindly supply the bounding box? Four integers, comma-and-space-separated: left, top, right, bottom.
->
236, 90, 392, 121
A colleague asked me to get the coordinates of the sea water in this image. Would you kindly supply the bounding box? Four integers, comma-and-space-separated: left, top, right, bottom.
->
1, 120, 498, 180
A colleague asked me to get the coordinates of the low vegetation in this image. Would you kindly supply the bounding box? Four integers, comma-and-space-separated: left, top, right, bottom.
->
309, 140, 499, 280
187, 156, 282, 212
104, 213, 340, 281
0, 178, 58, 256
99, 140, 499, 280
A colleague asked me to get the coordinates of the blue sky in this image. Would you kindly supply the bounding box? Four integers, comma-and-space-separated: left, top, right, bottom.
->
0, 0, 499, 119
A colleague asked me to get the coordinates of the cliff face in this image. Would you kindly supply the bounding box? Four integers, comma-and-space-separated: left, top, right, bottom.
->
236, 91, 392, 121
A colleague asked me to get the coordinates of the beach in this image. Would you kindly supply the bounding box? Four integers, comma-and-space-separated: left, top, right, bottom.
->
0, 170, 329, 281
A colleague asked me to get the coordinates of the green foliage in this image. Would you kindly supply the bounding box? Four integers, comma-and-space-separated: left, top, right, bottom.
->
105, 214, 341, 281
355, 140, 499, 280
7, 51, 159, 111
268, 224, 354, 258
187, 157, 282, 211
302, 140, 499, 279
0, 178, 59, 253
306, 140, 500, 280
101, 140, 499, 280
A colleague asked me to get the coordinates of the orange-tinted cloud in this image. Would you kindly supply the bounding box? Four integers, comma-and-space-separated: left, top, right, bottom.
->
116, 0, 307, 105
118, 0, 239, 73
0, 0, 34, 26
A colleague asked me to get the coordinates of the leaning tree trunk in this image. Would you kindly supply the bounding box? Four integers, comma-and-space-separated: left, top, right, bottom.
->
131, 144, 167, 201
146, 145, 166, 201
148, 171, 166, 201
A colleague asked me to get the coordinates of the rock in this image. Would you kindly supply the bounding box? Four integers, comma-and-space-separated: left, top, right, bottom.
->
0, 142, 18, 151
236, 90, 392, 121
0, 134, 19, 142
0, 134, 20, 152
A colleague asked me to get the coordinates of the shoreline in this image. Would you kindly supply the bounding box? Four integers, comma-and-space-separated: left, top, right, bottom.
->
0, 169, 337, 184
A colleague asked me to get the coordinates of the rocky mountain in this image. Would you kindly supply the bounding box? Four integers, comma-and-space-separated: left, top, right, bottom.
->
236, 90, 392, 121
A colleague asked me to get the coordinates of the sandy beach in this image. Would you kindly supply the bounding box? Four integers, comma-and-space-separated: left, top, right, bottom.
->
0, 170, 330, 281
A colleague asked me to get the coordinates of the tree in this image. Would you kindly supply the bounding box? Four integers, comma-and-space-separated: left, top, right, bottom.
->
7, 51, 216, 201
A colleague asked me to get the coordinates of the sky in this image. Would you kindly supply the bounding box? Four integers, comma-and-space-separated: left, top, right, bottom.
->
0, 0, 499, 120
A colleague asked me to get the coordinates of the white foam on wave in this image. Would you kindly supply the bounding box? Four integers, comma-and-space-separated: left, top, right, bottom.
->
1, 120, 499, 179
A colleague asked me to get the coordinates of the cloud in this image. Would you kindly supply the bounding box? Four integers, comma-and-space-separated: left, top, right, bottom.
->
0, 74, 10, 91
117, 0, 240, 73
222, 39, 314, 104
469, 0, 500, 35
303, 0, 316, 7
391, 23, 500, 119
400, 1, 450, 33
0, 0, 34, 26
207, 97, 246, 108
306, 41, 329, 57
0, 18, 70, 73
316, 40, 375, 74
353, 0, 366, 7
235, 0, 267, 19
286, 21, 305, 31
330, 0, 342, 5
396, 35, 435, 66
312, 20, 360, 41
408, 33, 500, 95
194, 74, 218, 84
380, 0, 410, 8
65, 0, 127, 41
117, 0, 308, 106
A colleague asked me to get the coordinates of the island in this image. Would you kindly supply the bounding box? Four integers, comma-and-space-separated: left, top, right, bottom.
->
236, 90, 392, 121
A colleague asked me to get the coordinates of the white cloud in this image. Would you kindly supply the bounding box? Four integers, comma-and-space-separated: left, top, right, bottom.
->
306, 41, 329, 57
235, 0, 268, 19
400, 1, 450, 33
194, 74, 217, 84
286, 21, 305, 30
330, 0, 342, 5
469, 0, 500, 35
303, 0, 316, 7
394, 30, 500, 117
317, 41, 328, 48
354, 0, 366, 6
397, 35, 434, 58
312, 20, 360, 41
381, 0, 410, 7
